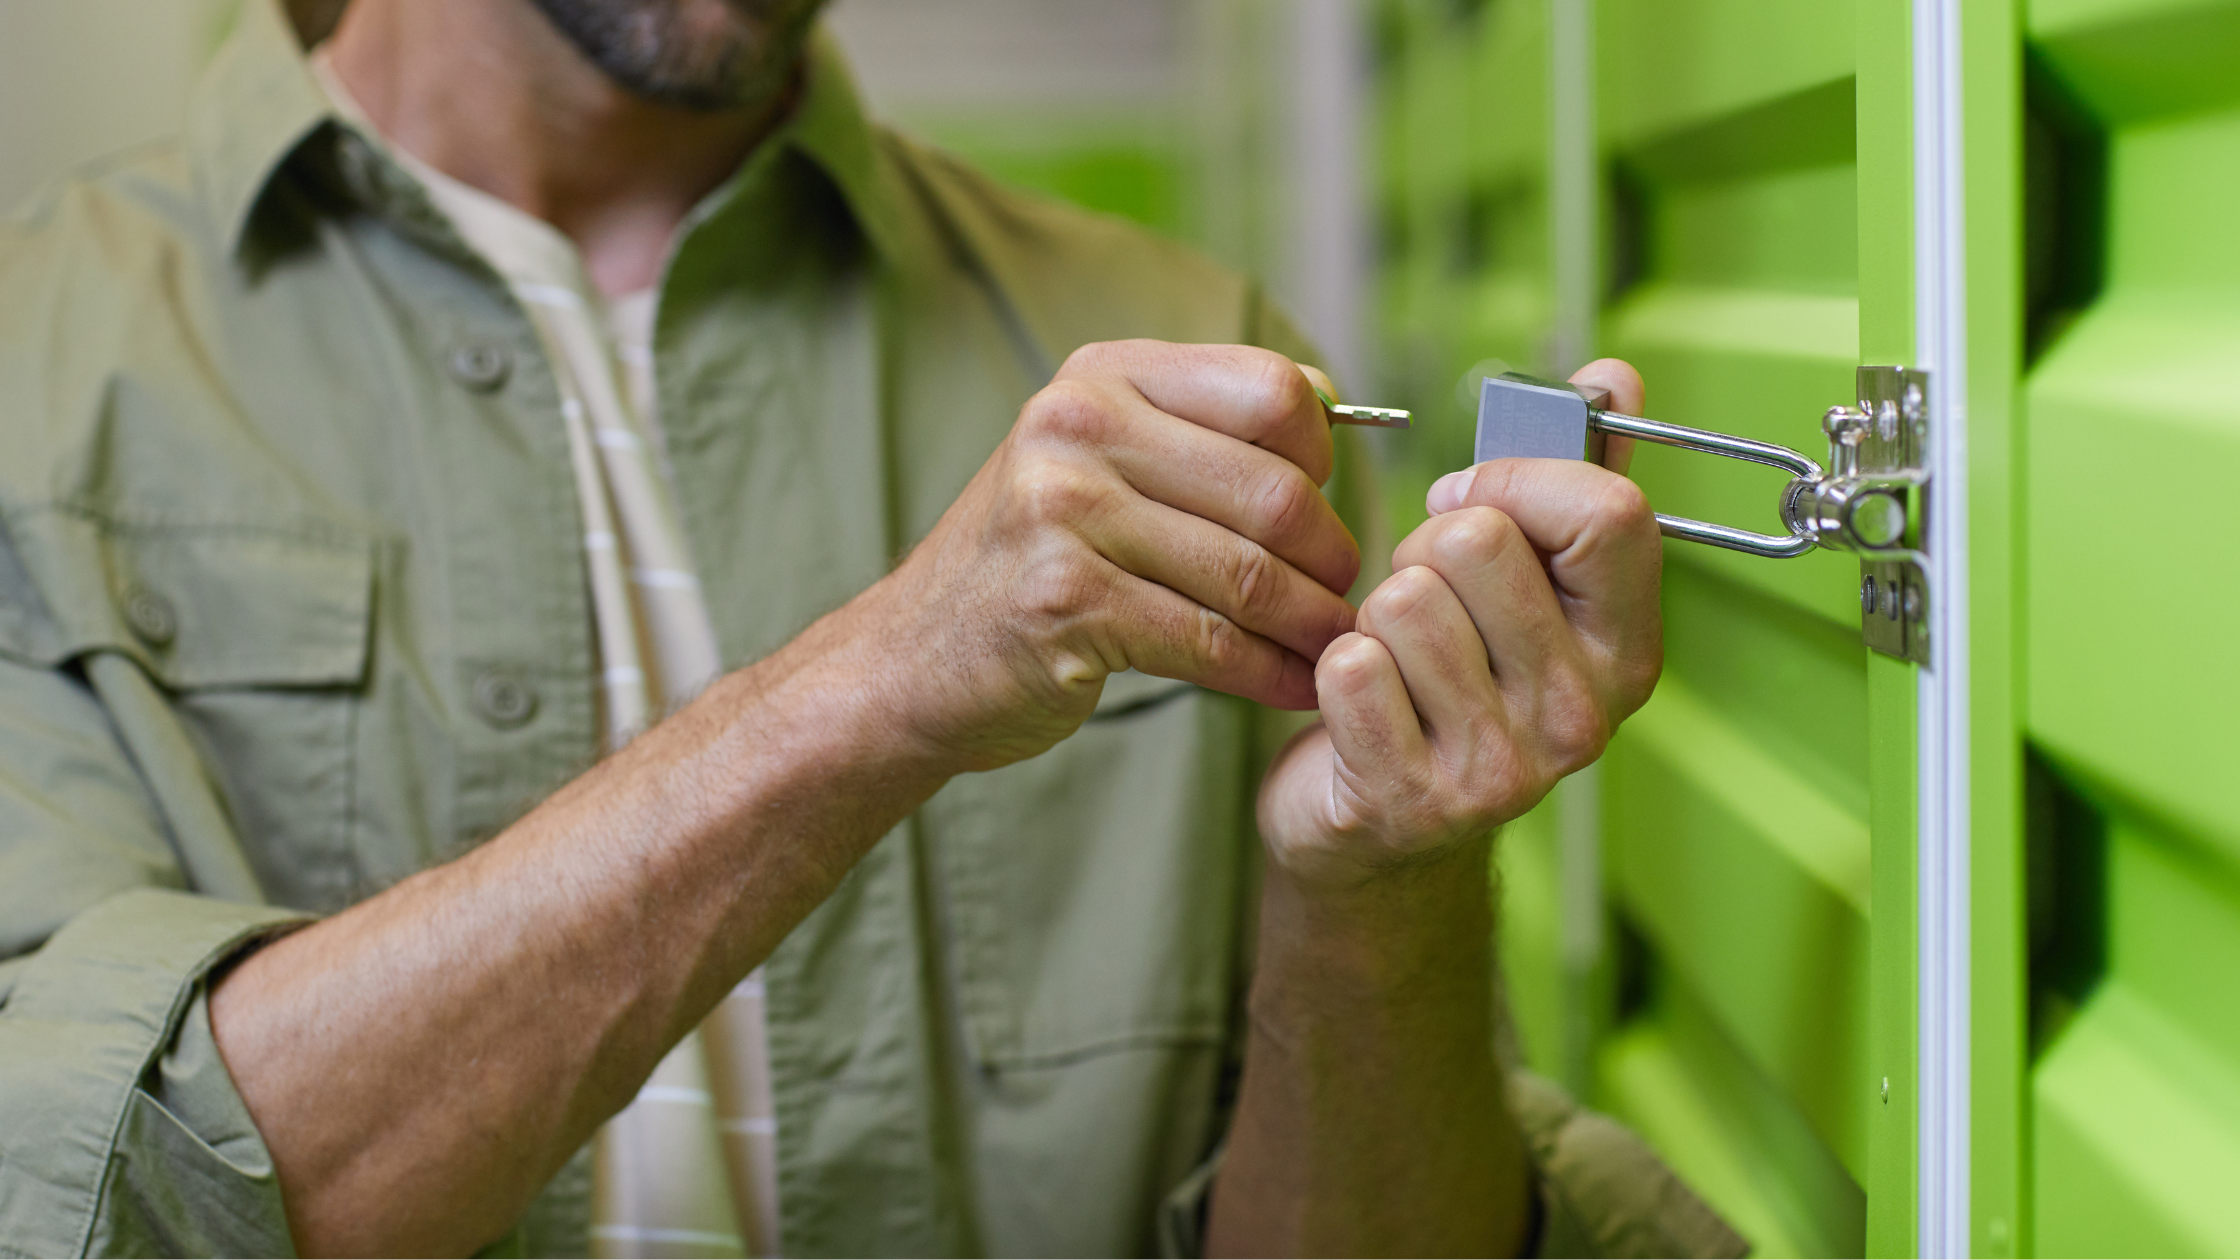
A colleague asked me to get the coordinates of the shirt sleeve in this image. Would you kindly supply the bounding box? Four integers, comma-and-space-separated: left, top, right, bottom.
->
0, 651, 308, 1258
1509, 1069, 1751, 1259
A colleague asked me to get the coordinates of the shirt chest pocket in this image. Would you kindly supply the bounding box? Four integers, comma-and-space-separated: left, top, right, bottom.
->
919, 673, 1255, 1069
9, 514, 376, 913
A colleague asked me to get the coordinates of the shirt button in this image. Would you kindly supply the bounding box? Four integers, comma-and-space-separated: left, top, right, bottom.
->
335, 131, 380, 201
471, 669, 538, 728
447, 341, 511, 392
121, 583, 178, 648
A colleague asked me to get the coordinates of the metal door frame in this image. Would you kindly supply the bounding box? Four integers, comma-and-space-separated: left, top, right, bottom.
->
1912, 0, 1972, 1251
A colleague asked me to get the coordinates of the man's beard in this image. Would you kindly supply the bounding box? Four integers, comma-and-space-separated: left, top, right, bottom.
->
525, 0, 829, 111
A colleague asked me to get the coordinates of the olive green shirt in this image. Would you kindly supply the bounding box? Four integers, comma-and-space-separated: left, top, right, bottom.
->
0, 3, 1744, 1257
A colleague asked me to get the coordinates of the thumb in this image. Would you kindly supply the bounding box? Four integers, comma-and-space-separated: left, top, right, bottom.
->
1569, 358, 1644, 476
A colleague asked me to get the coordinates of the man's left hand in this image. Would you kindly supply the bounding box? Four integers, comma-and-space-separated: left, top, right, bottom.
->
1257, 358, 1664, 893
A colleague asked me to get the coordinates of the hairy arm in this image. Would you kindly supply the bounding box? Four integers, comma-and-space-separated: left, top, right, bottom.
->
210, 609, 948, 1254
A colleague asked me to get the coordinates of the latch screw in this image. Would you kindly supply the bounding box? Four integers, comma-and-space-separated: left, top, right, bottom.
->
1861, 574, 1878, 615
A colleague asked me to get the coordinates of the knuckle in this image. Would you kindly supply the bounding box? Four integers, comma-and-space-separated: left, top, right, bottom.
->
1613, 635, 1665, 715
1470, 752, 1542, 827
1247, 467, 1321, 548
1593, 474, 1655, 534
1223, 541, 1282, 621
1057, 340, 1125, 377
1242, 351, 1312, 431
1017, 546, 1106, 625
1012, 460, 1104, 530
1319, 634, 1383, 690
1433, 506, 1523, 571
1193, 607, 1249, 672
1358, 565, 1443, 631
1539, 677, 1612, 773
1020, 379, 1114, 445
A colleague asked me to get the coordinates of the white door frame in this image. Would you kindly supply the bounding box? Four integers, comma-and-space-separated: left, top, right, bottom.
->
1912, 0, 1972, 1252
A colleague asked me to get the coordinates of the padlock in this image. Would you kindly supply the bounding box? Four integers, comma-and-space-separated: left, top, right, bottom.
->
1473, 370, 1926, 562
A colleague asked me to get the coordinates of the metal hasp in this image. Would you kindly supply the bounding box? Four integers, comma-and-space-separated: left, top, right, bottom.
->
1473, 367, 1931, 662
1837, 365, 1932, 664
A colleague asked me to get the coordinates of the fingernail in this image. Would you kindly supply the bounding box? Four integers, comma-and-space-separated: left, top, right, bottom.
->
1427, 467, 1477, 514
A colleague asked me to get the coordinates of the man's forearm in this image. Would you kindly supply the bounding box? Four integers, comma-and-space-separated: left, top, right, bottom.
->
210, 614, 952, 1257
1207, 838, 1530, 1258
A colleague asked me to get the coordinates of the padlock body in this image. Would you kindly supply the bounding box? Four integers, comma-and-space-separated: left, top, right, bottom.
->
1474, 371, 1610, 465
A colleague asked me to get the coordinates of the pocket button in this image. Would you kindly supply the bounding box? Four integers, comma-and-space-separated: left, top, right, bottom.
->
471, 669, 537, 728
447, 341, 511, 393
122, 584, 178, 648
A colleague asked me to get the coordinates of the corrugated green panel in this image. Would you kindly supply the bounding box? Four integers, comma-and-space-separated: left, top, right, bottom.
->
1600, 967, 1867, 1257
2027, 225, 2240, 855
2025, 2, 2240, 852
1597, 0, 1870, 1245
2031, 0, 2240, 125
2033, 811, 2240, 1254
2033, 799, 2240, 1253
1600, 0, 1855, 145
2035, 988, 2240, 1256
1607, 673, 1870, 1174
2027, 294, 2240, 851
2024, 3, 2240, 1249
1658, 559, 1871, 822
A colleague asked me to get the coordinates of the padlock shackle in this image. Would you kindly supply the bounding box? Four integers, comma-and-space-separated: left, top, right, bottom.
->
1588, 409, 1823, 558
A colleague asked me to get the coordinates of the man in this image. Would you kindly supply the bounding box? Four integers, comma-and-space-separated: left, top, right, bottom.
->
0, 0, 1741, 1256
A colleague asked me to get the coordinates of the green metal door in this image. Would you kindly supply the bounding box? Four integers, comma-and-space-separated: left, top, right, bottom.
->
2020, 0, 2240, 1253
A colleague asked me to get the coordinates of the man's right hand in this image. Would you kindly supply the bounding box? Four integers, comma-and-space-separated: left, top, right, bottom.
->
850, 339, 1363, 772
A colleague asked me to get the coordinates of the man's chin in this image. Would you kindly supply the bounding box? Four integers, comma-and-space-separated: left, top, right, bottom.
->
525, 0, 829, 113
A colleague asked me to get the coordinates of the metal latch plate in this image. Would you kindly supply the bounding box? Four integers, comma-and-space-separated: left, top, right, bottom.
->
1854, 366, 1929, 664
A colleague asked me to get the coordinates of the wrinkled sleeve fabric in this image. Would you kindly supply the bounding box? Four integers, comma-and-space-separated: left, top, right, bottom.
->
0, 654, 307, 1258
1510, 1070, 1751, 1259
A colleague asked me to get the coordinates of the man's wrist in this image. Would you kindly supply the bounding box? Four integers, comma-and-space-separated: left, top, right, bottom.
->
703, 621, 966, 805
1254, 835, 1496, 1003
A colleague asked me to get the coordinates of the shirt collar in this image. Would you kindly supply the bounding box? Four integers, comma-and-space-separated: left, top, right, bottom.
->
190, 0, 904, 264
780, 30, 906, 263
187, 0, 337, 256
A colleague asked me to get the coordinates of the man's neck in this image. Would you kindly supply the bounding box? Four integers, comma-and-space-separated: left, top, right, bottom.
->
324, 0, 791, 297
